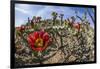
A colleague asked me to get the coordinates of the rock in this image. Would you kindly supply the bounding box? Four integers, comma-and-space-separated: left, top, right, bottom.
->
43, 50, 65, 64
68, 55, 76, 62
25, 47, 30, 54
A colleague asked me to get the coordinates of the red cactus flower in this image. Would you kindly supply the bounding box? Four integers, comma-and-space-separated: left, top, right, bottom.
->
72, 23, 80, 31
27, 31, 50, 52
16, 25, 25, 31
21, 25, 25, 30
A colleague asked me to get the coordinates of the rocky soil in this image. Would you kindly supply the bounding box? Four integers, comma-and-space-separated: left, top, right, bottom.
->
15, 23, 95, 67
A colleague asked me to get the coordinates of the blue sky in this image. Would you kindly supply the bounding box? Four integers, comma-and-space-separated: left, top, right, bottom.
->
15, 4, 94, 28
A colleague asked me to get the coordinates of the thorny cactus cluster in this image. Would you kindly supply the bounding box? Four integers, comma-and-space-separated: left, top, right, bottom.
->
15, 11, 95, 67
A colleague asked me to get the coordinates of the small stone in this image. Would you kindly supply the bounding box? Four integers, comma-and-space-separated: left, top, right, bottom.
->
43, 50, 64, 64
25, 47, 30, 54
68, 55, 76, 62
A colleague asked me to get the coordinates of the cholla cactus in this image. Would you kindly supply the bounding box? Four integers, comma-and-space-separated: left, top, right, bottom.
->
15, 11, 95, 66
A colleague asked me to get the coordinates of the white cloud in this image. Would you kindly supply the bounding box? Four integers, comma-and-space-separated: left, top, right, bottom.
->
15, 4, 33, 16
15, 4, 32, 9
36, 6, 76, 19
36, 6, 54, 19
15, 7, 30, 14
